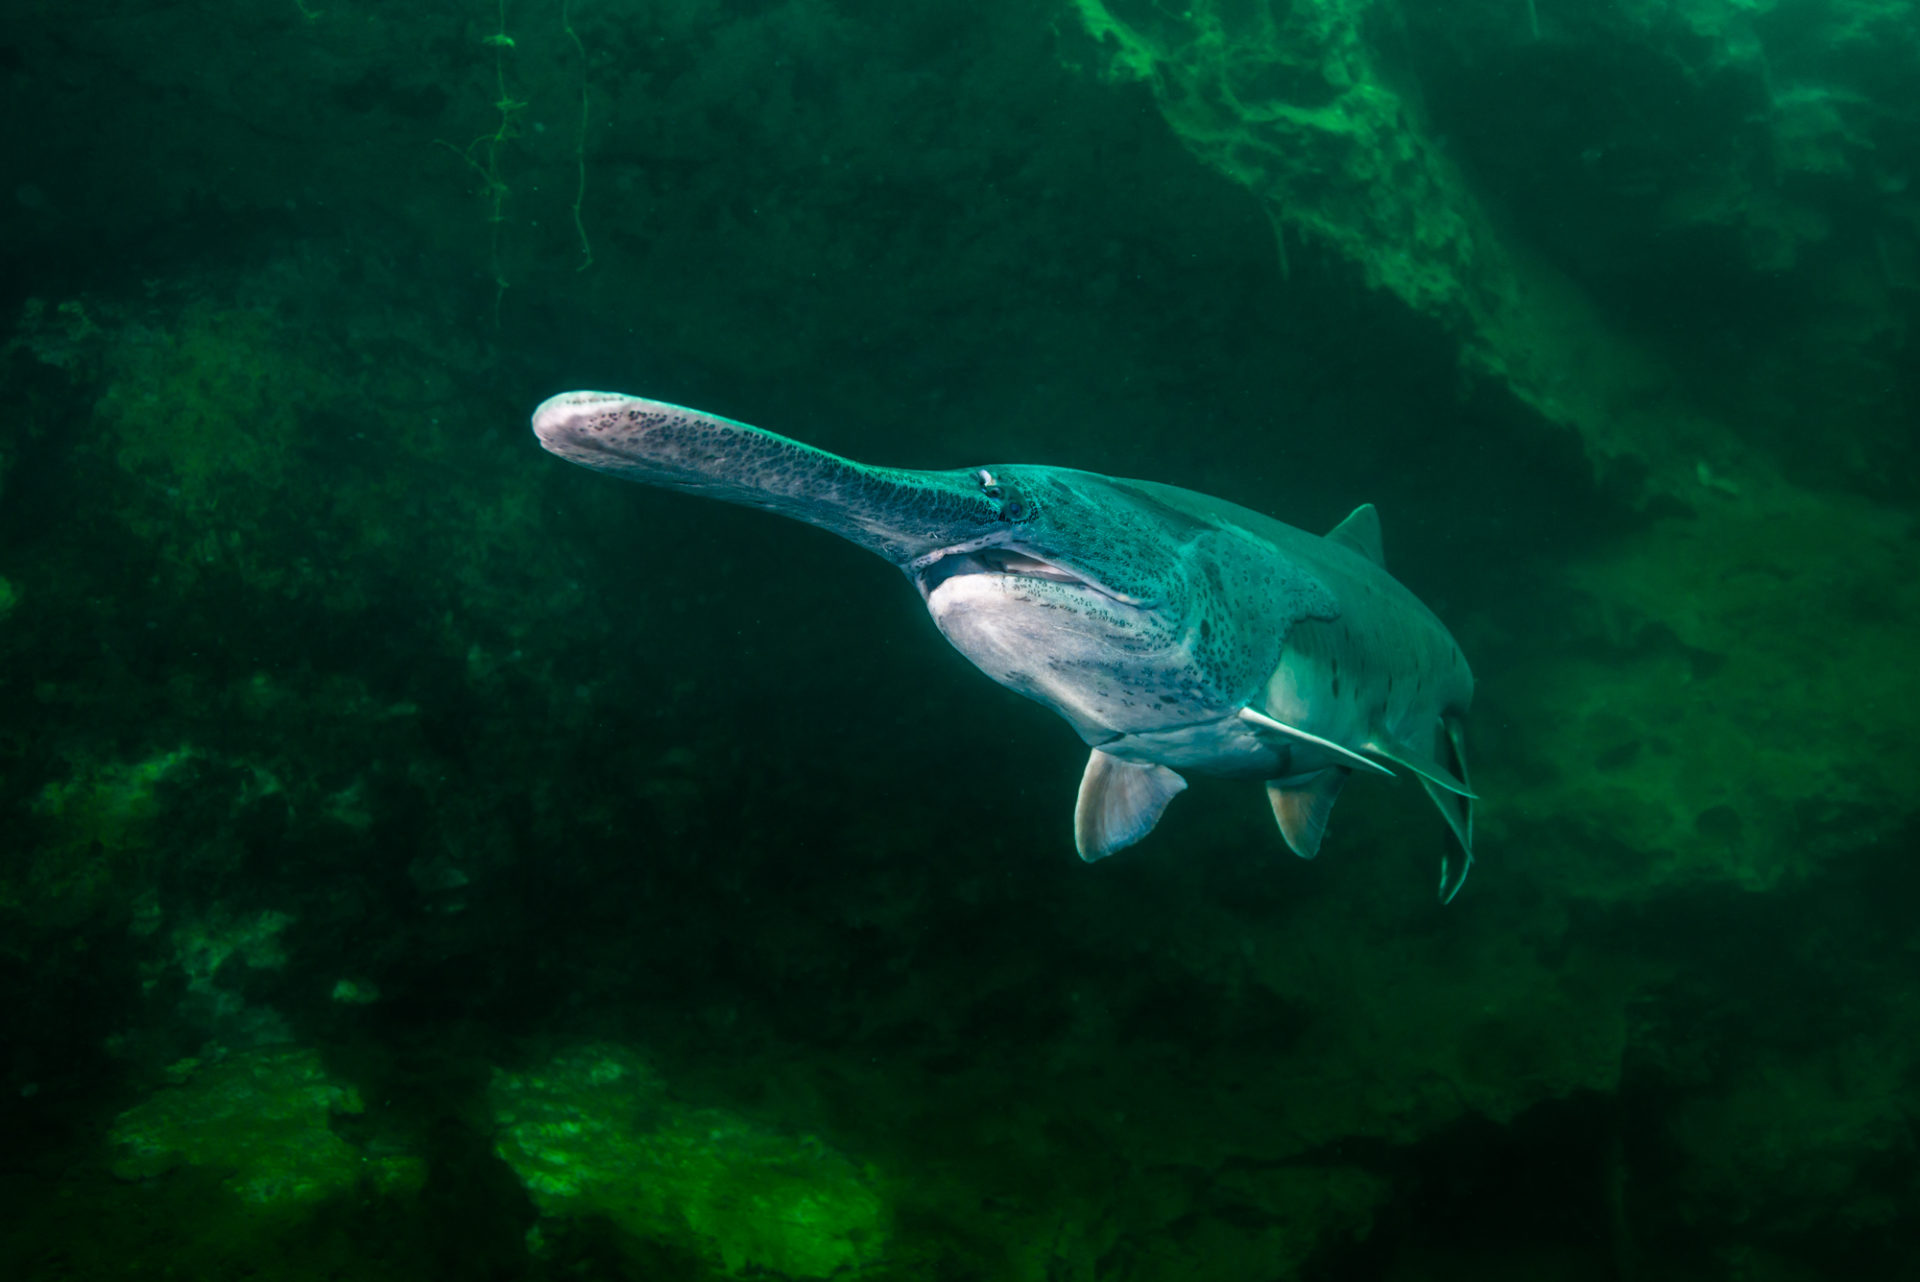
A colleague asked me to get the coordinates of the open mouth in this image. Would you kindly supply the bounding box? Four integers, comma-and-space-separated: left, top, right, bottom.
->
914, 543, 1145, 606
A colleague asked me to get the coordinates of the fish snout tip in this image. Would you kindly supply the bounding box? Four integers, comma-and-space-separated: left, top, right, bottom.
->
532, 390, 628, 448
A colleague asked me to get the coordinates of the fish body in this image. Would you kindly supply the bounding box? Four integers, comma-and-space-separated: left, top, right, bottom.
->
533, 392, 1476, 899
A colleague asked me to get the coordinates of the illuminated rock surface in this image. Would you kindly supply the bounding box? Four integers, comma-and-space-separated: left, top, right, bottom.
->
110, 1047, 423, 1209
492, 1045, 889, 1278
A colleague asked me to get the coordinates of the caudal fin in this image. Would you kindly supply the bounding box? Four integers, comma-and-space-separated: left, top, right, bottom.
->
1423, 716, 1474, 903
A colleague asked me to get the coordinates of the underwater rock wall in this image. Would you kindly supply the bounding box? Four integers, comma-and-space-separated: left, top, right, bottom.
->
1063, 0, 1918, 496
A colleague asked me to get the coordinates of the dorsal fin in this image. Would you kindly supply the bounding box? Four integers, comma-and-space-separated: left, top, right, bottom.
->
1325, 504, 1385, 566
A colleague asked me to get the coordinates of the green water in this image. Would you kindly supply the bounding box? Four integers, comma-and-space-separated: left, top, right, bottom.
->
2, 1, 1917, 1278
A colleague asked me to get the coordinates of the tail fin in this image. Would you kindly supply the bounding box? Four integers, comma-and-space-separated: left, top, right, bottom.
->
1371, 716, 1474, 902
1425, 716, 1474, 903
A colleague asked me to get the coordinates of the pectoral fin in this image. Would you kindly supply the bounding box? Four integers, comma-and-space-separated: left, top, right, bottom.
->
1075, 749, 1188, 862
1239, 707, 1396, 780
1266, 768, 1349, 860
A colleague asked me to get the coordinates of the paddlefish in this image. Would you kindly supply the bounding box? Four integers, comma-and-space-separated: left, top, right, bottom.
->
533, 392, 1477, 899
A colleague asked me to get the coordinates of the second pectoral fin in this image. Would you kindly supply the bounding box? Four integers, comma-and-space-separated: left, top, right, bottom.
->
1075, 749, 1188, 862
1266, 767, 1349, 860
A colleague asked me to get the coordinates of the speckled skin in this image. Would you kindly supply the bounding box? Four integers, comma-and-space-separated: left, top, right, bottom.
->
533, 392, 1473, 864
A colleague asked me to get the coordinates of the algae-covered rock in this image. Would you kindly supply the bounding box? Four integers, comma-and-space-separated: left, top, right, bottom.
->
18, 748, 197, 929
1061, 0, 1743, 490
34, 747, 196, 861
1064, 0, 1920, 497
492, 1045, 889, 1278
1488, 485, 1920, 900
110, 1046, 423, 1209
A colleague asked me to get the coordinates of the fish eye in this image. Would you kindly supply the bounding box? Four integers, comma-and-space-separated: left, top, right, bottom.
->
976, 468, 1033, 522
994, 485, 1034, 524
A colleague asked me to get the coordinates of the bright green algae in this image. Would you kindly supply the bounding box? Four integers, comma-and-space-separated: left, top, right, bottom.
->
104, 1039, 893, 1276
110, 1047, 423, 1209
491, 1045, 889, 1277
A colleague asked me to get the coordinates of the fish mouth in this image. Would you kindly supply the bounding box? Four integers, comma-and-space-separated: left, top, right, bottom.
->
913, 539, 1149, 607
